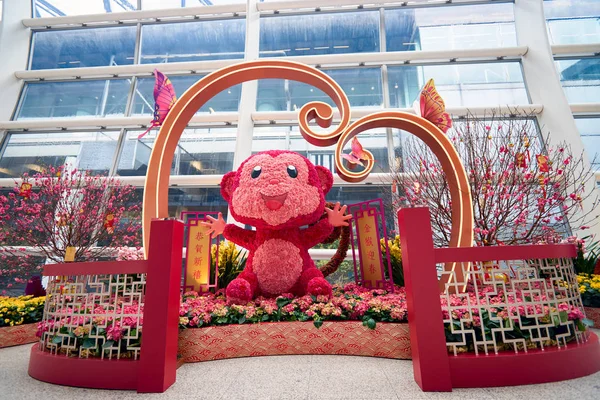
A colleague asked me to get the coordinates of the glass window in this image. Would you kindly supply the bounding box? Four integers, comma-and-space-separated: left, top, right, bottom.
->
0, 131, 120, 178
257, 68, 383, 112
131, 75, 242, 115
556, 58, 600, 103
30, 27, 136, 70
385, 3, 516, 52
140, 19, 246, 63
117, 128, 236, 176
575, 117, 600, 169
259, 11, 379, 58
388, 62, 528, 108
251, 126, 391, 173
142, 0, 244, 9
544, 0, 600, 44
33, 0, 138, 17
168, 188, 229, 220
17, 79, 131, 119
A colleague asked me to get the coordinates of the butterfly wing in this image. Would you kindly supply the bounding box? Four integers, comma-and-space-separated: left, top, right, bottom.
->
153, 70, 177, 125
342, 153, 365, 167
139, 70, 178, 140
350, 137, 373, 162
418, 79, 452, 133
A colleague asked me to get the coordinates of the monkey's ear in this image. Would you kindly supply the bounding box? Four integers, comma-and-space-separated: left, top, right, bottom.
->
315, 165, 333, 194
220, 171, 237, 203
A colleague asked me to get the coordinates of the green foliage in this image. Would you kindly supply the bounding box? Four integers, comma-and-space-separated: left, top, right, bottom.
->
380, 235, 404, 287
210, 241, 248, 289
573, 238, 600, 275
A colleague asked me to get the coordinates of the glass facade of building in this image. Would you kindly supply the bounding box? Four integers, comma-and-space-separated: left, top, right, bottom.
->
0, 0, 599, 219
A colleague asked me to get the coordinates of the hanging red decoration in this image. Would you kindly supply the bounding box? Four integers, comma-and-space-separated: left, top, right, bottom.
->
515, 152, 528, 169
536, 154, 550, 173
104, 213, 115, 234
19, 182, 32, 199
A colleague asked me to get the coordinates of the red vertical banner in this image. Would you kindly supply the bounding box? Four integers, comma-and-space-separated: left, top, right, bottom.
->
181, 212, 220, 293
184, 221, 211, 293
349, 199, 394, 291
356, 210, 383, 287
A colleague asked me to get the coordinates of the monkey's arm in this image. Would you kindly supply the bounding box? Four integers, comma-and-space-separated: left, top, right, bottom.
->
300, 219, 334, 249
223, 224, 257, 251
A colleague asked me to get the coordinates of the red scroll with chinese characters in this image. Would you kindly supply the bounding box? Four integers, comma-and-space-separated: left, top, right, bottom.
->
349, 199, 394, 291
182, 212, 219, 293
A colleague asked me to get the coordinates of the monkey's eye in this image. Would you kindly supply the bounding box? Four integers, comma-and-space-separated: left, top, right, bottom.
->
287, 165, 298, 178
251, 166, 262, 179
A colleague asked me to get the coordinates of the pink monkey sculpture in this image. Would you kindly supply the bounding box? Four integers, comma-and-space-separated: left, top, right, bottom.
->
203, 150, 352, 304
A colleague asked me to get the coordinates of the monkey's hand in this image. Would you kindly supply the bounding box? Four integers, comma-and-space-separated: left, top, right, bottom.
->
201, 212, 226, 238
325, 202, 352, 227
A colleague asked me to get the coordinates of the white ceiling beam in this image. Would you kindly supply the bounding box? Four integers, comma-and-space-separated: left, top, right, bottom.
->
552, 44, 600, 58
22, 4, 246, 28
570, 103, 600, 115
257, 0, 512, 13
0, 113, 239, 131
252, 105, 543, 123
14, 46, 528, 81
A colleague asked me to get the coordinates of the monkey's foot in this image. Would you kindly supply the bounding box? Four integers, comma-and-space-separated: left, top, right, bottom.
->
306, 277, 332, 298
226, 278, 253, 305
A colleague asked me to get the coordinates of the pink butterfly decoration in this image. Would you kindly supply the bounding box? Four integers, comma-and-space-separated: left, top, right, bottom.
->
137, 69, 178, 140
341, 137, 373, 167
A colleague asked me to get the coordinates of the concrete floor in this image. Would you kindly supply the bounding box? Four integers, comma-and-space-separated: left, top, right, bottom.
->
1, 341, 599, 400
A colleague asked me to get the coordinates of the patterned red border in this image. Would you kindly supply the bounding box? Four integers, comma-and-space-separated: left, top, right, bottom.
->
0, 323, 38, 349
585, 307, 600, 328
178, 321, 411, 362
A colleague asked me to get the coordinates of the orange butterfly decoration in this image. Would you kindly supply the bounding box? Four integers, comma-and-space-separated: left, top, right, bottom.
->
341, 137, 373, 168
413, 79, 452, 133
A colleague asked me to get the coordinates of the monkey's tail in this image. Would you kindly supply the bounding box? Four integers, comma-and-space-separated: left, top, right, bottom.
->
319, 202, 351, 278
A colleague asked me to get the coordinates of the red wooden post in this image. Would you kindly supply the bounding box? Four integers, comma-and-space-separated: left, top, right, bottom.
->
137, 219, 184, 393
398, 207, 452, 392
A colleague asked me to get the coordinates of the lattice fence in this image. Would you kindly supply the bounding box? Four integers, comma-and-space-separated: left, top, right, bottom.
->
441, 257, 588, 356
38, 273, 145, 360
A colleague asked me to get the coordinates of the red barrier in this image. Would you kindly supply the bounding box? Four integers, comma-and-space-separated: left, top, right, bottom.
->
397, 207, 451, 392
138, 219, 184, 393
28, 218, 184, 393
398, 207, 600, 392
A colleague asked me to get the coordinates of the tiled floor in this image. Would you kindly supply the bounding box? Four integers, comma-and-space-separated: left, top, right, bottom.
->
1, 339, 599, 400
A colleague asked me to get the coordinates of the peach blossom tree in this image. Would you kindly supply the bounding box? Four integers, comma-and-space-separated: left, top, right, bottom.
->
391, 112, 598, 247
0, 166, 141, 292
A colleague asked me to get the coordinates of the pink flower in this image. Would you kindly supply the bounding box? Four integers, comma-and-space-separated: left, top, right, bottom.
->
106, 324, 124, 341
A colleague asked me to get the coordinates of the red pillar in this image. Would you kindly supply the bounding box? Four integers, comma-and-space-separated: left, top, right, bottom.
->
137, 219, 184, 393
397, 207, 452, 392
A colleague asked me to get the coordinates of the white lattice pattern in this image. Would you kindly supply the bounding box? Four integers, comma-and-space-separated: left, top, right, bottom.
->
38, 273, 145, 359
441, 258, 588, 356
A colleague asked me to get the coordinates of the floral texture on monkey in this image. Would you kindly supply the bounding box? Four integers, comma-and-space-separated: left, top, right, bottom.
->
204, 151, 351, 304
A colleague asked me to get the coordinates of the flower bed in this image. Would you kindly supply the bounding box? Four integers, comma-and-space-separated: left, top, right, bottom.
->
37, 297, 143, 360
0, 295, 45, 328
4, 279, 590, 358
0, 295, 45, 349
578, 274, 600, 328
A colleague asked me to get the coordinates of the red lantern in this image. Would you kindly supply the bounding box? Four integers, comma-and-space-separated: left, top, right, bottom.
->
104, 213, 115, 234
19, 182, 32, 199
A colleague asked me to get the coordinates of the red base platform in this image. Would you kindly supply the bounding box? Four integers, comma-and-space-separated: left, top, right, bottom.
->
178, 321, 412, 362
28, 345, 139, 390
0, 324, 38, 349
449, 332, 600, 388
